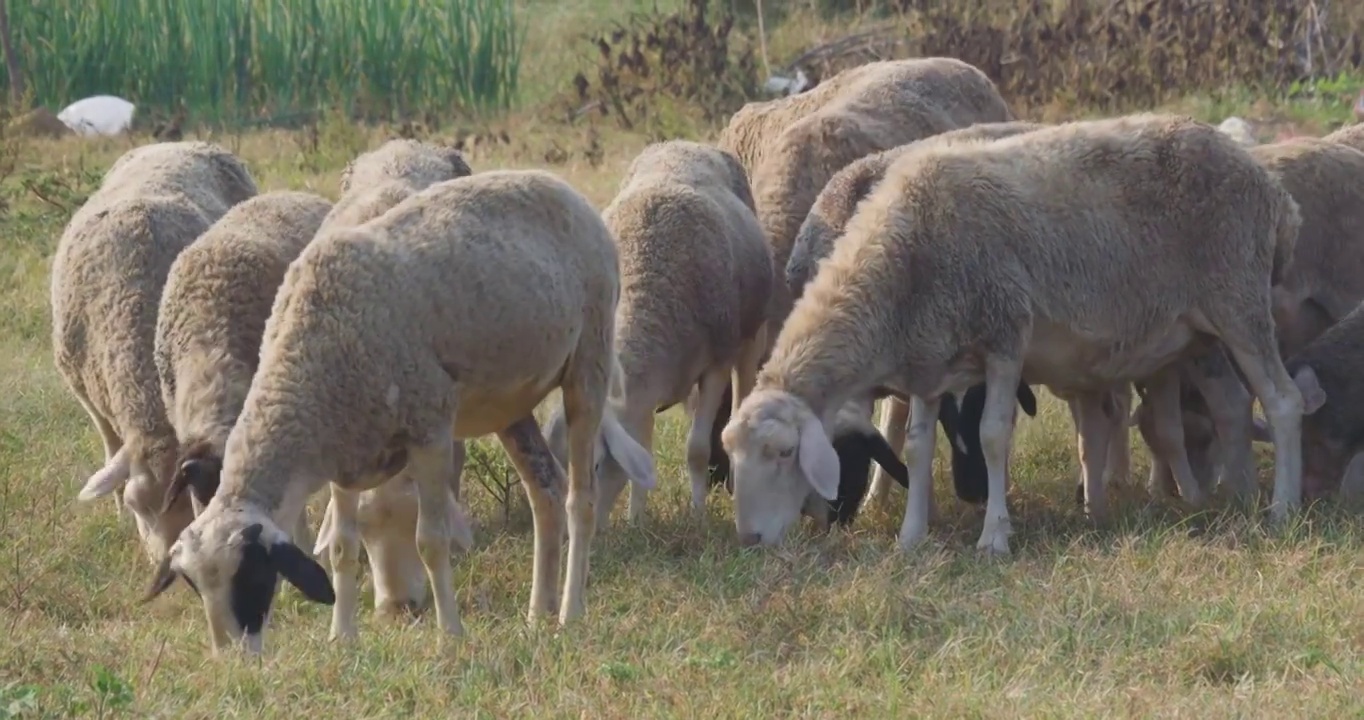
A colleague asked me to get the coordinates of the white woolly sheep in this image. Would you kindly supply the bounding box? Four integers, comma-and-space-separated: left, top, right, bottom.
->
543, 140, 773, 527
721, 113, 1306, 556
780, 119, 1050, 511
1137, 136, 1364, 500
141, 169, 657, 655
1322, 122, 1364, 153
52, 140, 257, 564
152, 190, 333, 550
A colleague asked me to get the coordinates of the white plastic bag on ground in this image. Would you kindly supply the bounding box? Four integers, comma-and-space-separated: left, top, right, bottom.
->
57, 95, 137, 137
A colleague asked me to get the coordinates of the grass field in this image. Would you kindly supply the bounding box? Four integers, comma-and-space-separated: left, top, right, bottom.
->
4, 4, 1364, 718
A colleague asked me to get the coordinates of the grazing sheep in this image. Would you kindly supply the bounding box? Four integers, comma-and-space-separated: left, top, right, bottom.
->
1137, 136, 1364, 498
781, 119, 1049, 509
1321, 122, 1364, 153
142, 169, 657, 655
153, 191, 333, 528
543, 140, 772, 527
721, 113, 1307, 556
53, 141, 257, 564
305, 139, 478, 638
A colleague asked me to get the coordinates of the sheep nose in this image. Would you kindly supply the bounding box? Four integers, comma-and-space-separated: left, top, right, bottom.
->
738, 532, 762, 547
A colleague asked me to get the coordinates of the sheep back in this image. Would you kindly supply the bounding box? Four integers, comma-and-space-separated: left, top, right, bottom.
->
154, 190, 335, 456
604, 141, 773, 399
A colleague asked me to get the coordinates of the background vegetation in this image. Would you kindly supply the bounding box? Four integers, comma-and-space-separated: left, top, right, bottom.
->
1, 0, 1363, 717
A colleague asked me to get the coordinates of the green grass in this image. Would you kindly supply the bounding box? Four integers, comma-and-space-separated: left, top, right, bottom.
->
4, 26, 1364, 717
2, 0, 522, 123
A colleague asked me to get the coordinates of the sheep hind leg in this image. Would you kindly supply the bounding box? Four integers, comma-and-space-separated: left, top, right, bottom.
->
623, 411, 655, 526
1140, 366, 1207, 509
1187, 347, 1256, 506
319, 486, 364, 640
1201, 305, 1307, 522
405, 431, 466, 636
498, 416, 564, 623
867, 397, 910, 509
688, 364, 733, 520
558, 360, 611, 625
977, 358, 1025, 556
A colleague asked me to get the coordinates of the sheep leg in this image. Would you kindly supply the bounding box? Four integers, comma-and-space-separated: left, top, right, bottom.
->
76, 393, 125, 517
1340, 453, 1364, 502
897, 395, 939, 551
1105, 385, 1132, 487
406, 432, 465, 636
978, 359, 1024, 556
868, 397, 910, 508
1072, 391, 1114, 525
321, 486, 364, 640
498, 416, 564, 621
1140, 367, 1207, 509
688, 364, 733, 519
559, 368, 607, 625
1187, 349, 1256, 504
362, 483, 431, 622
623, 409, 655, 526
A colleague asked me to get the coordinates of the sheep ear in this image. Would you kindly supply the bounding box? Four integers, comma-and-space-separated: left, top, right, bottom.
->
268, 541, 335, 605
140, 555, 178, 604
797, 414, 840, 501
162, 457, 221, 514
1293, 365, 1327, 415
1015, 384, 1038, 417
600, 416, 657, 490
312, 499, 336, 557
78, 446, 132, 501
864, 431, 909, 488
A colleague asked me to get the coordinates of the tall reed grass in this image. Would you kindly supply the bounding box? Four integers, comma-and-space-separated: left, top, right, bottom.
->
2, 0, 522, 124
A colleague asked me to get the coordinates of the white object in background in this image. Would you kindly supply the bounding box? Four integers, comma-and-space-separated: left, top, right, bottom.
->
1216, 116, 1257, 147
57, 95, 137, 137
761, 68, 811, 97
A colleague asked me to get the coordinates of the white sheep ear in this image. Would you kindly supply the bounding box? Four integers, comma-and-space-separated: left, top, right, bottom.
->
600, 416, 657, 490
312, 500, 336, 557
797, 414, 839, 501
543, 404, 569, 466
1293, 365, 1327, 415
78, 446, 131, 501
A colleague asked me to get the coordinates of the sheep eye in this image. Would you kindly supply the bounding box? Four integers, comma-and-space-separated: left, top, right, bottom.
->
778, 447, 795, 459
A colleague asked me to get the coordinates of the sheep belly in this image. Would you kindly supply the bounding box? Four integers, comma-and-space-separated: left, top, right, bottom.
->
1022, 317, 1200, 391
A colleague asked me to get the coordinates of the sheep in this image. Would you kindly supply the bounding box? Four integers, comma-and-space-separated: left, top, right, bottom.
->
781, 119, 1050, 509
1321, 122, 1364, 153
720, 113, 1307, 556
141, 169, 658, 655
1136, 136, 1364, 499
52, 141, 258, 565
301, 139, 479, 638
542, 140, 772, 527
153, 191, 332, 514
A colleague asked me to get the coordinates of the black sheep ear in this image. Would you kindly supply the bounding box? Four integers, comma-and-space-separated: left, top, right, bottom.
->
141, 555, 178, 604
162, 455, 222, 513
1016, 384, 1038, 417
864, 432, 909, 488
268, 542, 335, 605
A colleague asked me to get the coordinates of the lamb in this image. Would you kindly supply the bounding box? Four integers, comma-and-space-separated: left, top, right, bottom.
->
542, 140, 772, 527
53, 141, 258, 565
720, 113, 1307, 556
782, 119, 1049, 509
1136, 136, 1364, 499
141, 169, 658, 655
153, 191, 333, 527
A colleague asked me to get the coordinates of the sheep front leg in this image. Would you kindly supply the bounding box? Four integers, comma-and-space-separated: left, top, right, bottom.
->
406, 433, 465, 636
868, 397, 910, 508
897, 395, 939, 551
687, 365, 733, 519
321, 486, 364, 640
498, 416, 564, 622
978, 360, 1024, 556
1072, 391, 1114, 525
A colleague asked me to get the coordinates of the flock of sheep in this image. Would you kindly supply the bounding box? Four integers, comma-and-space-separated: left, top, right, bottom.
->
48, 56, 1364, 657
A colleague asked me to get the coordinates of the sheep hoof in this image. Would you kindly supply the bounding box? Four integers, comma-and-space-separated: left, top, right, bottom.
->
976, 517, 1012, 556
896, 526, 929, 552
329, 626, 359, 642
